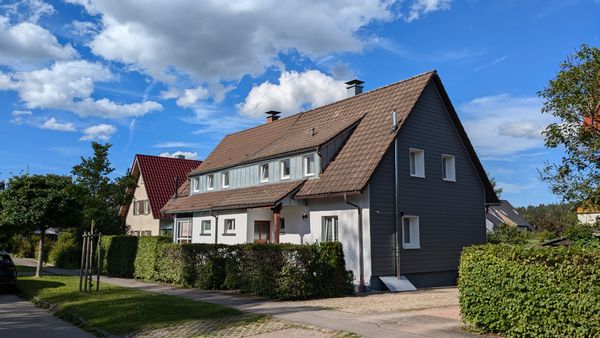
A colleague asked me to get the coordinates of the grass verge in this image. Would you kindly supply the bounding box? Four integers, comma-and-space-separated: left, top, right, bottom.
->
15, 265, 36, 274
17, 275, 248, 336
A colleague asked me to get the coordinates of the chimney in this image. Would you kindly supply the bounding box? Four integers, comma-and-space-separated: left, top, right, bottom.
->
345, 79, 364, 97
176, 154, 186, 159
265, 110, 281, 123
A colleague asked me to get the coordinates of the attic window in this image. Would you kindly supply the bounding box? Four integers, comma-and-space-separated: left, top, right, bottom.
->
207, 174, 214, 190
192, 177, 200, 192
222, 171, 230, 188
303, 154, 315, 177
409, 148, 425, 178
260, 163, 269, 183
280, 159, 291, 180
442, 154, 456, 181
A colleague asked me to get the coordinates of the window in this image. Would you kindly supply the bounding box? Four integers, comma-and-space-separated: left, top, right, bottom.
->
192, 177, 200, 192
442, 154, 456, 181
303, 154, 315, 176
260, 163, 269, 183
133, 200, 139, 215
409, 148, 425, 178
133, 200, 149, 215
206, 174, 214, 190
201, 220, 211, 235
131, 230, 140, 236
322, 216, 339, 242
280, 159, 291, 180
279, 218, 286, 234
176, 219, 192, 243
143, 200, 150, 215
141, 230, 151, 236
402, 216, 420, 249
225, 219, 236, 233
222, 171, 230, 188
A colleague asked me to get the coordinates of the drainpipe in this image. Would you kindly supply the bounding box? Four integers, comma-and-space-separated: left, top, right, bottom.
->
173, 214, 178, 243
209, 209, 219, 244
344, 193, 365, 293
393, 113, 402, 280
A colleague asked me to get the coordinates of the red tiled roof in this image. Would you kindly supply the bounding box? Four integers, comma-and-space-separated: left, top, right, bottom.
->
127, 155, 202, 219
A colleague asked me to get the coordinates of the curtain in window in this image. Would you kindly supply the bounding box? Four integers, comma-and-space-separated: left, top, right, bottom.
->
323, 217, 338, 242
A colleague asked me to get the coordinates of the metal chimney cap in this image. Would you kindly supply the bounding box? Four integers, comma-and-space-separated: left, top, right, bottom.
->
265, 110, 281, 116
345, 79, 364, 86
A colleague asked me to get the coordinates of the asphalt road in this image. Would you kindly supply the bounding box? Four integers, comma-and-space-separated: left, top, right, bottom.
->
0, 293, 93, 338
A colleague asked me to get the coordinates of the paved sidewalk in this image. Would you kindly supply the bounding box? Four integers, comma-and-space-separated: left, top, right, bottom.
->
0, 293, 93, 338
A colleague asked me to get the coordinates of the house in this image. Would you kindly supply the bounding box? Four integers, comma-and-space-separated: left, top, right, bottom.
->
120, 154, 202, 236
576, 206, 600, 226
486, 200, 534, 231
162, 71, 499, 291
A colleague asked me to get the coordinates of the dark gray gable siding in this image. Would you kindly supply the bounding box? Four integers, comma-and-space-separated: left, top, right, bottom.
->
319, 125, 357, 171
369, 81, 486, 277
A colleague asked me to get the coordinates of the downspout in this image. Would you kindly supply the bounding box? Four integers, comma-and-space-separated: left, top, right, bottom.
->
344, 193, 365, 293
209, 209, 219, 244
173, 214, 178, 243
392, 111, 402, 279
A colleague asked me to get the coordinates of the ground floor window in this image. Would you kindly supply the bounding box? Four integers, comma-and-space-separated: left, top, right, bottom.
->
131, 230, 140, 236
176, 219, 192, 243
201, 220, 211, 235
402, 215, 420, 249
279, 218, 286, 234
141, 230, 151, 236
224, 218, 236, 234
322, 216, 339, 242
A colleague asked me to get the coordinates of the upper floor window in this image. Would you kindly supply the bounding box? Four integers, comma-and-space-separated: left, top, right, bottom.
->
442, 154, 456, 181
322, 216, 339, 242
303, 154, 315, 177
133, 200, 150, 215
260, 163, 269, 183
409, 148, 425, 178
192, 177, 200, 192
402, 216, 420, 249
280, 159, 291, 180
207, 174, 214, 190
222, 171, 230, 188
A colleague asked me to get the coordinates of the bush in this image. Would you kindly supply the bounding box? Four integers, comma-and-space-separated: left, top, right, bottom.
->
459, 244, 600, 337
134, 236, 171, 280
562, 223, 593, 241
49, 232, 80, 268
10, 234, 54, 263
487, 223, 529, 244
101, 235, 138, 277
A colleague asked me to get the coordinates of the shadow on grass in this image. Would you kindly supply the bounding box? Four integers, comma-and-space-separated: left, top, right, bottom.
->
16, 279, 65, 298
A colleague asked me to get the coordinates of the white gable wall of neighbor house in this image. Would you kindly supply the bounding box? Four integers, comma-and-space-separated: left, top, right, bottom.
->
126, 173, 160, 235
578, 212, 600, 225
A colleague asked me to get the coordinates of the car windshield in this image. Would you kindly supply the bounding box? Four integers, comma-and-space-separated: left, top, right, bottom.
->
0, 255, 13, 267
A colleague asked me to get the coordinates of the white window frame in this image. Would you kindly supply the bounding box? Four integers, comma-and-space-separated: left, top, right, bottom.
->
442, 154, 456, 182
303, 154, 315, 177
201, 219, 211, 235
143, 200, 150, 215
402, 215, 420, 249
224, 218, 236, 233
176, 219, 192, 244
280, 159, 291, 180
322, 216, 339, 242
409, 148, 425, 178
192, 177, 200, 192
222, 171, 230, 188
133, 200, 139, 215
260, 163, 269, 183
206, 174, 214, 191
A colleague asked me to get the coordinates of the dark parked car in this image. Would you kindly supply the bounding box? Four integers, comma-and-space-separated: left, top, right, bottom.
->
0, 251, 17, 290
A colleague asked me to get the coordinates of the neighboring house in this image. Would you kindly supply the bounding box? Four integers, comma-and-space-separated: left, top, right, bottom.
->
576, 206, 600, 226
162, 71, 499, 291
485, 200, 534, 231
120, 154, 202, 236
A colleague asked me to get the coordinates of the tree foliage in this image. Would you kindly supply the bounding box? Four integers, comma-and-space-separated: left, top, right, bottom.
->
540, 44, 600, 208
72, 142, 136, 235
515, 203, 578, 234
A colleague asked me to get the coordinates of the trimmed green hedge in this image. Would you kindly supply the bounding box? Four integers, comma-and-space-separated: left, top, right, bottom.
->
100, 236, 354, 300
49, 232, 80, 269
459, 244, 600, 337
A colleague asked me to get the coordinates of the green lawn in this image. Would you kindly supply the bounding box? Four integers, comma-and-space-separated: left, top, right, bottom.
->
15, 265, 36, 274
17, 275, 244, 335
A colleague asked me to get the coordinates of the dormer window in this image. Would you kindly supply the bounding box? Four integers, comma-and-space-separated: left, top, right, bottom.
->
260, 163, 269, 183
222, 171, 230, 188
207, 174, 214, 190
280, 159, 291, 180
192, 177, 200, 192
303, 154, 315, 177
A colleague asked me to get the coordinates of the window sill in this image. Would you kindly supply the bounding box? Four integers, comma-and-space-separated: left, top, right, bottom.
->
280, 176, 291, 180
199, 233, 212, 236
304, 173, 315, 177
260, 180, 269, 183
221, 233, 236, 236
410, 174, 425, 179
222, 186, 229, 189
402, 245, 421, 250
442, 178, 456, 182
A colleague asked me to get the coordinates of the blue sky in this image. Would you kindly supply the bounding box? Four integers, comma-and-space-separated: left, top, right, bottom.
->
0, 0, 598, 207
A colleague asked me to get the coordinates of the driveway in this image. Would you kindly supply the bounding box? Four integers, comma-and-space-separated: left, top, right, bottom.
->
0, 293, 93, 338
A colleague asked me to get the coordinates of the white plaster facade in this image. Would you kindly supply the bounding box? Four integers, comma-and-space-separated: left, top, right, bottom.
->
187, 187, 372, 286
578, 212, 600, 226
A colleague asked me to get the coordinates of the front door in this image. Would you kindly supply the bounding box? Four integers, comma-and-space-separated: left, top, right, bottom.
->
254, 221, 270, 243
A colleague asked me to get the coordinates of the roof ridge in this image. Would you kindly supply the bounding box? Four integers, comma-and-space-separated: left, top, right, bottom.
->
219, 70, 436, 138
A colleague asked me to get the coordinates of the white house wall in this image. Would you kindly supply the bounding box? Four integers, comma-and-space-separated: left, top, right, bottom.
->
192, 211, 248, 244
126, 173, 160, 235
578, 212, 600, 225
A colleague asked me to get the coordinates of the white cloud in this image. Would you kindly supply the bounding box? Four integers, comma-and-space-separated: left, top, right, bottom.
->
0, 16, 78, 68
1, 0, 55, 23
154, 142, 200, 148
0, 60, 162, 119
405, 0, 451, 22
68, 0, 394, 89
160, 86, 210, 108
80, 123, 116, 141
40, 117, 76, 132
159, 151, 199, 160
460, 94, 558, 158
10, 109, 32, 124
238, 70, 346, 117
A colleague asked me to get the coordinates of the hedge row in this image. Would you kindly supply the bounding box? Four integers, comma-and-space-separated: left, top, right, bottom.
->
100, 236, 354, 300
459, 244, 600, 337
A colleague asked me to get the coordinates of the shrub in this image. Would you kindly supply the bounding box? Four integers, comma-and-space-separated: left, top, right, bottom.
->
49, 231, 80, 268
459, 244, 600, 337
562, 223, 593, 241
101, 235, 138, 277
154, 243, 185, 284
10, 234, 54, 263
134, 236, 171, 280
486, 223, 529, 244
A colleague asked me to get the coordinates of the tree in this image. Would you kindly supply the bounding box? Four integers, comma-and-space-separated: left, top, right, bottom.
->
515, 203, 578, 234
488, 173, 503, 198
0, 174, 82, 277
540, 44, 600, 208
72, 142, 136, 235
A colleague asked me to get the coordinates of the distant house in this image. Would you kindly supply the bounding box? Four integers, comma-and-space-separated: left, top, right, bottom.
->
577, 206, 600, 226
163, 71, 499, 290
120, 154, 202, 236
486, 200, 533, 231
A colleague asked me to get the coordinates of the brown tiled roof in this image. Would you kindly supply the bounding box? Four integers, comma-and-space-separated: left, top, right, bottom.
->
162, 180, 305, 214
184, 71, 499, 205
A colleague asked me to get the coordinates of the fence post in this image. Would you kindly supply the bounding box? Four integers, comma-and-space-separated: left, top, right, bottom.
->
96, 233, 102, 291
79, 232, 87, 292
